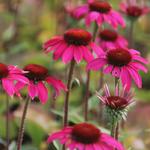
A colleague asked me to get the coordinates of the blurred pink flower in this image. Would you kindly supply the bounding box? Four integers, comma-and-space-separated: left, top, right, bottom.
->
87, 48, 148, 90
65, 2, 84, 20
120, 0, 150, 18
43, 28, 103, 64
47, 123, 125, 150
16, 64, 67, 104
97, 84, 134, 110
0, 63, 28, 96
73, 0, 125, 28
97, 29, 128, 50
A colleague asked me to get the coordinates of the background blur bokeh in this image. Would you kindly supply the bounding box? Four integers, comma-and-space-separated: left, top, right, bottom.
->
0, 0, 150, 149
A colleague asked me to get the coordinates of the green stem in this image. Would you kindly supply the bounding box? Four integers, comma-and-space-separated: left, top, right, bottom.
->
17, 97, 30, 150
84, 22, 98, 122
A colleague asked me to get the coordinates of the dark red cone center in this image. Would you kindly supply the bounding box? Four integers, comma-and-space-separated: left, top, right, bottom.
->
72, 123, 100, 144
64, 29, 92, 46
99, 29, 118, 41
24, 64, 48, 81
0, 63, 9, 79
107, 49, 132, 66
126, 6, 143, 17
107, 96, 128, 109
89, 1, 111, 13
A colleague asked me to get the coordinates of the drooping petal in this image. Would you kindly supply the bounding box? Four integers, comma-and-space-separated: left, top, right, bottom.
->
2, 78, 15, 96
90, 42, 105, 56
53, 42, 68, 60
82, 46, 94, 62
127, 67, 142, 88
87, 58, 106, 71
120, 67, 131, 91
43, 36, 63, 50
37, 81, 48, 104
8, 74, 29, 84
28, 81, 37, 100
62, 45, 74, 64
130, 62, 148, 73
15, 81, 26, 97
101, 133, 125, 150
45, 76, 67, 98
74, 46, 83, 63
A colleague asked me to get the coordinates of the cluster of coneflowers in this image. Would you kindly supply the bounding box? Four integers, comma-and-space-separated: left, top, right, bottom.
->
1, 0, 149, 150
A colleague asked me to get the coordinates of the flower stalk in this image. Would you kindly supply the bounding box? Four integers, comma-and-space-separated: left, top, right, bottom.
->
84, 22, 98, 122
6, 95, 9, 150
17, 96, 30, 150
63, 60, 75, 127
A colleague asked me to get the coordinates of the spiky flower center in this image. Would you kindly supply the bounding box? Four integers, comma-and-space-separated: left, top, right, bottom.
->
64, 29, 92, 46
107, 49, 132, 66
24, 64, 48, 81
99, 29, 118, 41
107, 96, 128, 109
0, 63, 9, 79
89, 1, 111, 13
72, 123, 100, 144
126, 6, 142, 17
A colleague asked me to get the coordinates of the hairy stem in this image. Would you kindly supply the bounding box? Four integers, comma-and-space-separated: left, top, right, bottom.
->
17, 97, 30, 150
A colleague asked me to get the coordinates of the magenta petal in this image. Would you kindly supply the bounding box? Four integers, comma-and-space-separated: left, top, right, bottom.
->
73, 4, 89, 18
28, 81, 37, 100
37, 81, 48, 104
120, 67, 131, 91
101, 133, 125, 150
15, 82, 26, 97
82, 46, 94, 62
130, 62, 148, 73
74, 46, 83, 63
127, 67, 142, 88
53, 42, 67, 60
87, 58, 106, 71
112, 67, 121, 77
8, 74, 29, 84
90, 42, 105, 56
62, 46, 74, 64
2, 78, 15, 96
43, 36, 62, 50
103, 65, 113, 74
46, 76, 67, 98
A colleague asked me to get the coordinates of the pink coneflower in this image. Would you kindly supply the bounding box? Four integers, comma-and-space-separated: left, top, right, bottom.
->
16, 64, 67, 104
73, 0, 125, 28
97, 29, 128, 50
87, 48, 148, 90
120, 0, 150, 18
43, 28, 103, 64
47, 123, 125, 150
0, 63, 28, 96
97, 84, 134, 110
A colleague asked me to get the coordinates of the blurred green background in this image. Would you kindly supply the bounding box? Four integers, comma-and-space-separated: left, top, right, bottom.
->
0, 0, 150, 149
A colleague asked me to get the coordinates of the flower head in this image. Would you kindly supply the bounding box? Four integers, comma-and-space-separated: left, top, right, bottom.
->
0, 63, 29, 96
120, 0, 150, 19
97, 29, 128, 50
73, 0, 125, 28
15, 64, 67, 104
87, 48, 148, 90
43, 28, 102, 64
97, 84, 134, 120
47, 122, 125, 150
